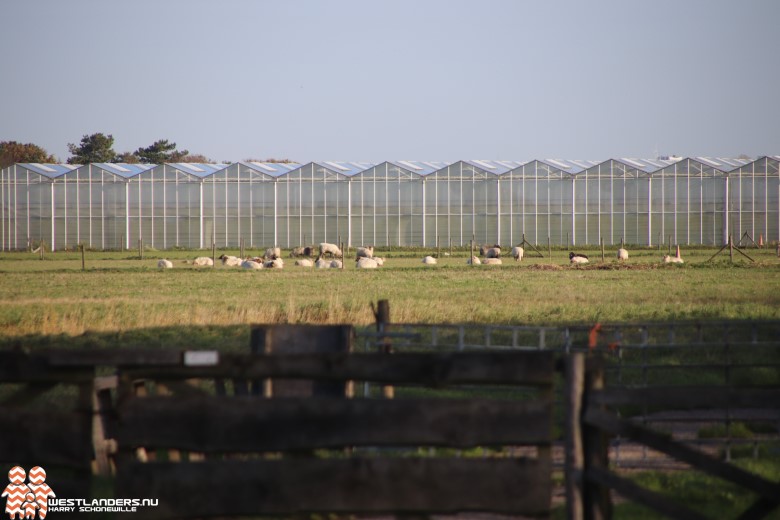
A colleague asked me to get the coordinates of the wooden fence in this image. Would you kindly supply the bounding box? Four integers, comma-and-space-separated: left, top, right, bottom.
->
2, 313, 780, 519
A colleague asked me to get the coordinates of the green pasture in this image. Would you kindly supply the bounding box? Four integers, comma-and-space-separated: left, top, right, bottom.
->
0, 245, 778, 343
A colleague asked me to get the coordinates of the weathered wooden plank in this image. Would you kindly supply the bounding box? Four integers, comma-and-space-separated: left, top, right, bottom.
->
0, 408, 92, 468
584, 407, 780, 504
586, 466, 708, 520
42, 348, 183, 366
116, 457, 551, 519
592, 386, 780, 409
123, 350, 556, 386
0, 351, 93, 382
118, 396, 552, 451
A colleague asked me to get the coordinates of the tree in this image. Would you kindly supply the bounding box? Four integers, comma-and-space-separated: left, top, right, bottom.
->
114, 152, 140, 164
0, 141, 57, 169
177, 153, 212, 163
67, 133, 116, 164
134, 139, 189, 164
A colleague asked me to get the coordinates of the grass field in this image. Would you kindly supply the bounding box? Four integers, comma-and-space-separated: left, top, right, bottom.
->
0, 244, 778, 346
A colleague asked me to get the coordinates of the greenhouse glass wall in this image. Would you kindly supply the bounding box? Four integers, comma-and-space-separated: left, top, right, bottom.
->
2, 157, 778, 251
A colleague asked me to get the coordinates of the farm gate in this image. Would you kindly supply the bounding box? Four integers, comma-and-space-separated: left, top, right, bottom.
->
2, 308, 780, 519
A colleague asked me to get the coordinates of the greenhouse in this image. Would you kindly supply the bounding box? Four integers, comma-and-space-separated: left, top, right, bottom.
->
1, 156, 778, 251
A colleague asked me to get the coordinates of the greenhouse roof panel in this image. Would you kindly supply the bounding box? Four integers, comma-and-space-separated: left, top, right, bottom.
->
694, 157, 752, 171
389, 160, 442, 176
92, 163, 156, 178
171, 163, 229, 177
18, 163, 79, 178
463, 160, 516, 175
245, 162, 303, 177
316, 161, 374, 176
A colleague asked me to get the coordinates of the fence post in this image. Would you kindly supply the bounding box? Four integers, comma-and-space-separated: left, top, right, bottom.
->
548, 235, 551, 259
81, 244, 86, 271
138, 239, 143, 260
212, 241, 216, 267
565, 353, 586, 520
601, 237, 605, 263
375, 300, 394, 399
583, 358, 611, 520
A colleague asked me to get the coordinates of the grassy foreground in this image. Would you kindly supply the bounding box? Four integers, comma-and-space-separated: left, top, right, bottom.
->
0, 245, 778, 341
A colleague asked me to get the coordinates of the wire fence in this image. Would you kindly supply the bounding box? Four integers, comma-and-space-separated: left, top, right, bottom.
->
356, 320, 780, 469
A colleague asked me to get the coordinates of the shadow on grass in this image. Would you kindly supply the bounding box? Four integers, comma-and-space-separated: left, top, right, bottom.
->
0, 324, 252, 352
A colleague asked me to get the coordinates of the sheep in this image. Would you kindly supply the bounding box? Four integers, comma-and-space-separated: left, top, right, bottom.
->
264, 258, 284, 269
192, 256, 214, 267
219, 254, 242, 267
330, 259, 343, 268
373, 257, 385, 267
483, 258, 503, 265
356, 257, 379, 269
569, 252, 589, 265
356, 246, 374, 259
157, 259, 173, 269
467, 256, 481, 265
422, 256, 437, 265
511, 246, 524, 262
319, 242, 343, 258
295, 259, 313, 267
264, 247, 281, 260
290, 247, 305, 258
617, 248, 629, 261
241, 259, 263, 270
485, 246, 501, 259
663, 255, 684, 264
315, 256, 330, 269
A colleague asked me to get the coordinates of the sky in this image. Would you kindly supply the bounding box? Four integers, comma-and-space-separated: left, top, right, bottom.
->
1, 0, 778, 164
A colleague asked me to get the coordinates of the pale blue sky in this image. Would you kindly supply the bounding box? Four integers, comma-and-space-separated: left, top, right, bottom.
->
1, 0, 777, 163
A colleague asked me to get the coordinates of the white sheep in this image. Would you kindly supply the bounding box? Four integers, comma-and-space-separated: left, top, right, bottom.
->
330, 259, 343, 268
511, 246, 524, 262
264, 258, 284, 269
617, 248, 629, 261
315, 257, 330, 269
663, 255, 684, 264
467, 256, 481, 265
569, 252, 589, 265
264, 247, 281, 260
192, 256, 214, 267
422, 256, 437, 265
356, 246, 374, 259
241, 259, 263, 270
295, 259, 313, 267
373, 257, 385, 267
319, 242, 343, 258
483, 258, 503, 265
219, 254, 242, 267
485, 246, 501, 259
356, 257, 379, 269
157, 259, 173, 269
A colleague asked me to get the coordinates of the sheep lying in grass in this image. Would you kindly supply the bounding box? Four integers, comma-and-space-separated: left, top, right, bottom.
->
241, 259, 263, 269
264, 258, 284, 269
330, 259, 343, 268
663, 255, 684, 264
374, 257, 385, 267
319, 242, 342, 258
291, 246, 316, 258
219, 254, 242, 267
157, 259, 173, 269
511, 246, 524, 261
422, 256, 437, 265
356, 257, 379, 269
467, 256, 481, 265
356, 246, 374, 259
264, 247, 281, 260
617, 248, 629, 261
483, 258, 502, 265
315, 256, 330, 268
569, 252, 589, 265
485, 246, 501, 259
193, 256, 214, 267
295, 259, 313, 267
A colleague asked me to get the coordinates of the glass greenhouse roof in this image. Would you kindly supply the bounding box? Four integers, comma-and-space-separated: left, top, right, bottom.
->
244, 162, 303, 177
91, 163, 156, 178
695, 157, 754, 171
314, 161, 376, 177
17, 163, 80, 178
169, 162, 230, 177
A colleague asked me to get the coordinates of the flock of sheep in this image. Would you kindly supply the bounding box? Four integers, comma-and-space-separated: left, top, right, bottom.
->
157, 242, 685, 269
